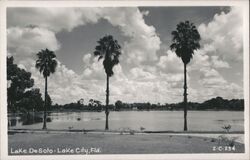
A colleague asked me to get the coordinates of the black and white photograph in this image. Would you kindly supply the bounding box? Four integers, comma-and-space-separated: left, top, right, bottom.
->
0, 0, 249, 160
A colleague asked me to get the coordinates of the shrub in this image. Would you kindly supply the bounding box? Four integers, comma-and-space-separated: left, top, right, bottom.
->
222, 124, 231, 133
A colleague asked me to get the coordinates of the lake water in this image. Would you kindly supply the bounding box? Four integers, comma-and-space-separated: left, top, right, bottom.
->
8, 111, 244, 132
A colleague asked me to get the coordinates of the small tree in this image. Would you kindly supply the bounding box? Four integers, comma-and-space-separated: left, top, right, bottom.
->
115, 100, 123, 111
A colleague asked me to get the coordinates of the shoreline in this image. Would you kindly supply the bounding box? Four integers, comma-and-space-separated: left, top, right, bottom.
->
8, 128, 244, 134
8, 129, 245, 144
8, 110, 245, 115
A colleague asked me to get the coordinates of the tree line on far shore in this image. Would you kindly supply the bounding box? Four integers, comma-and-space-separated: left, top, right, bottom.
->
49, 97, 244, 112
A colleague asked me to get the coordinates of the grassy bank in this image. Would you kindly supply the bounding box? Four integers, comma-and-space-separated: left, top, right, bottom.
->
8, 132, 244, 155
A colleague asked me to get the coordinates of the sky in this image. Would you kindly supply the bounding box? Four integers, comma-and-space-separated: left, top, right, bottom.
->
7, 6, 244, 105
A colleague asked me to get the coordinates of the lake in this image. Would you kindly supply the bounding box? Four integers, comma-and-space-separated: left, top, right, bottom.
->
8, 111, 244, 132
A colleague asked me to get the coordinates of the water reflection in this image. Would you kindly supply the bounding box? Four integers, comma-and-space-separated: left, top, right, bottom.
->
8, 112, 105, 127
9, 119, 17, 126
8, 113, 52, 127
22, 114, 43, 125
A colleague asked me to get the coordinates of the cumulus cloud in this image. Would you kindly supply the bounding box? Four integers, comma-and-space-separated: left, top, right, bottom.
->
211, 56, 230, 68
129, 67, 156, 81
194, 65, 243, 102
198, 68, 227, 87
7, 26, 60, 58
7, 8, 102, 33
198, 7, 243, 61
189, 50, 210, 70
82, 53, 92, 67
82, 57, 105, 80
157, 50, 183, 73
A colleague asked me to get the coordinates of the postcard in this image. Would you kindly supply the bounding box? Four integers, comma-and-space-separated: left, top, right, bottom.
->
0, 0, 249, 160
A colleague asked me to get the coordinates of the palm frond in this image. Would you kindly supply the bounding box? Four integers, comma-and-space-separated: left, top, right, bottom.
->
93, 35, 122, 77
170, 20, 201, 64
35, 48, 57, 78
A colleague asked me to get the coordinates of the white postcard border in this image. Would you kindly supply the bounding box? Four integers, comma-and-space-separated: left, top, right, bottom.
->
0, 0, 249, 160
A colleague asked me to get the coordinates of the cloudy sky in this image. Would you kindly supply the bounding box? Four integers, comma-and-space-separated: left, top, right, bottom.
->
7, 6, 244, 105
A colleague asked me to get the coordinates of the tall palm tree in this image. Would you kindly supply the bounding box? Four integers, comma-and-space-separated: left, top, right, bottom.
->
170, 21, 201, 131
93, 35, 122, 130
35, 48, 57, 129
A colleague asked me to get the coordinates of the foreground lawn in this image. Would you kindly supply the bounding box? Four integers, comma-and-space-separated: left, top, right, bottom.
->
8, 132, 244, 155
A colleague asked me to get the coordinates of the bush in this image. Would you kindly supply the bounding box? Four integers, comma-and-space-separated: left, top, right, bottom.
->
222, 124, 231, 133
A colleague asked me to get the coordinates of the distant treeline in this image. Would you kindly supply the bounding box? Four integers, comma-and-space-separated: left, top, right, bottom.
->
51, 97, 244, 112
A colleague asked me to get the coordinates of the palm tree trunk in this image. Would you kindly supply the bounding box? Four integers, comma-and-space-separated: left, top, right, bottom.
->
183, 63, 188, 131
42, 76, 47, 130
105, 74, 109, 130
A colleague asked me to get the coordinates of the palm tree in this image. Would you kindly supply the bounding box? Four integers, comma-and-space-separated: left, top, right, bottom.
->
170, 21, 201, 131
93, 35, 122, 130
35, 48, 57, 129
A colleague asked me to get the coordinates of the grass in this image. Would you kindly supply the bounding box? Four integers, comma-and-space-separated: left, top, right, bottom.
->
211, 138, 216, 142
8, 132, 245, 154
119, 127, 135, 135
